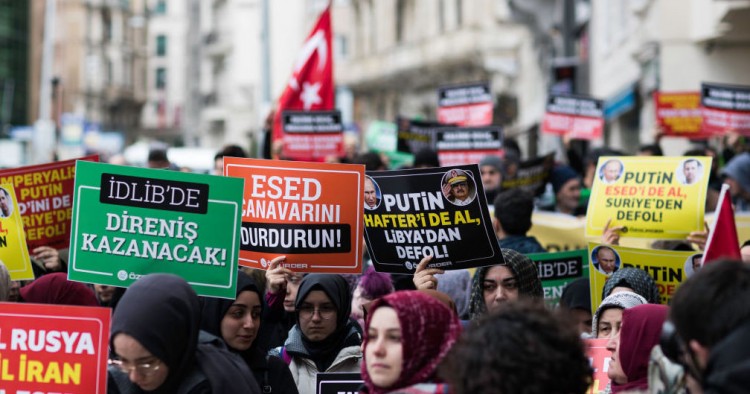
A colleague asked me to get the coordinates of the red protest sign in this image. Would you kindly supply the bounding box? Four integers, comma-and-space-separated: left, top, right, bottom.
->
654, 91, 707, 139
0, 155, 99, 251
224, 157, 365, 274
437, 82, 494, 127
542, 94, 604, 140
585, 338, 611, 394
0, 302, 111, 394
281, 111, 344, 161
701, 82, 750, 136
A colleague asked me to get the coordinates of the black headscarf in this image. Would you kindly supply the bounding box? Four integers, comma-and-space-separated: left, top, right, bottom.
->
200, 271, 263, 339
468, 248, 543, 320
291, 274, 361, 372
602, 267, 661, 304
560, 277, 591, 311
111, 274, 259, 394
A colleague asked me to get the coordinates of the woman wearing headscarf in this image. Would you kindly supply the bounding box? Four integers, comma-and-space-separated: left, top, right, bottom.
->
591, 292, 648, 339
200, 271, 298, 394
108, 274, 259, 394
602, 267, 661, 304
351, 267, 394, 329
607, 304, 668, 393
19, 272, 99, 306
0, 261, 11, 301
361, 291, 461, 394
261, 256, 306, 352
271, 274, 362, 393
559, 277, 593, 336
468, 248, 543, 320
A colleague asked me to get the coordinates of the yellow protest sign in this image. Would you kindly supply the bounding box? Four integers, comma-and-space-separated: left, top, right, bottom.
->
530, 211, 652, 252
588, 242, 696, 313
585, 156, 711, 240
0, 184, 34, 280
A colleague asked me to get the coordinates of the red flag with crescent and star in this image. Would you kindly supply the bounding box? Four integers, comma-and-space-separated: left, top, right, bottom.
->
272, 6, 335, 160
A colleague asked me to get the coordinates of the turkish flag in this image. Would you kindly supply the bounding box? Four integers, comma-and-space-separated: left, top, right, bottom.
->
272, 6, 334, 159
703, 183, 742, 265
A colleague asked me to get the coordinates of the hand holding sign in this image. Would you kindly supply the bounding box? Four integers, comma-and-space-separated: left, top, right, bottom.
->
265, 255, 293, 294
32, 245, 62, 271
601, 218, 624, 246
412, 255, 445, 290
686, 221, 710, 251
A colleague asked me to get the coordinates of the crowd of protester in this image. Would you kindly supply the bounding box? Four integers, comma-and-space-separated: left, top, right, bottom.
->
1, 135, 750, 394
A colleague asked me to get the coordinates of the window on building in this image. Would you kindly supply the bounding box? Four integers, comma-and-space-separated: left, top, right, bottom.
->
156, 35, 167, 56
106, 59, 113, 84
156, 67, 166, 89
154, 0, 167, 15
335, 34, 348, 60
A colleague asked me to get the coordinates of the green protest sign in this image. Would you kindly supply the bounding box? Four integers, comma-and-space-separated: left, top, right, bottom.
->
527, 249, 589, 307
68, 161, 244, 298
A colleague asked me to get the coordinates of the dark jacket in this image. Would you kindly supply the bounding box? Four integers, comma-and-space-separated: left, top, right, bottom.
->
499, 235, 546, 254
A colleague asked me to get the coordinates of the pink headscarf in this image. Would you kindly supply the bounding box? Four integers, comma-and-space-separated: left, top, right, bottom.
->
20, 273, 99, 307
362, 291, 462, 394
611, 304, 668, 393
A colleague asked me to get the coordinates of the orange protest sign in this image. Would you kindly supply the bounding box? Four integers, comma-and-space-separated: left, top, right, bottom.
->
224, 158, 365, 274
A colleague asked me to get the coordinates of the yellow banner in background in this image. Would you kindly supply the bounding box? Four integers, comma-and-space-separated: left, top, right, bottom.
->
588, 242, 696, 314
0, 184, 34, 280
585, 156, 711, 240
705, 212, 750, 245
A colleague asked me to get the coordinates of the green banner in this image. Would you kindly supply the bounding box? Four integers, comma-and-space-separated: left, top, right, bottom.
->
527, 249, 589, 307
68, 161, 244, 298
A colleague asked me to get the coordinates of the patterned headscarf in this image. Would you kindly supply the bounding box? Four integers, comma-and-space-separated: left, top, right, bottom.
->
362, 291, 461, 394
591, 291, 648, 338
602, 267, 661, 304
469, 248, 543, 320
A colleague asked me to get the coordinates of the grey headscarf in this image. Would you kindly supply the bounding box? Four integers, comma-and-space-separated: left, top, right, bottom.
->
435, 269, 471, 319
591, 291, 648, 338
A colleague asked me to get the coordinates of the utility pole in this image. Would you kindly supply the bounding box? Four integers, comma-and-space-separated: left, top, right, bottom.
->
34, 0, 57, 163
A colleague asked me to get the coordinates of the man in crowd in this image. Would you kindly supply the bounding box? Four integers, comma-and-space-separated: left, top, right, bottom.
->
670, 260, 750, 392
493, 188, 545, 254
479, 155, 504, 201
721, 152, 750, 212
548, 165, 586, 216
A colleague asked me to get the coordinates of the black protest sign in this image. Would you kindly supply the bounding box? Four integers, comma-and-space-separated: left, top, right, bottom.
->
700, 82, 750, 135
500, 152, 555, 196
282, 110, 343, 133
395, 117, 442, 154
435, 126, 503, 166
364, 165, 503, 274
316, 372, 363, 394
